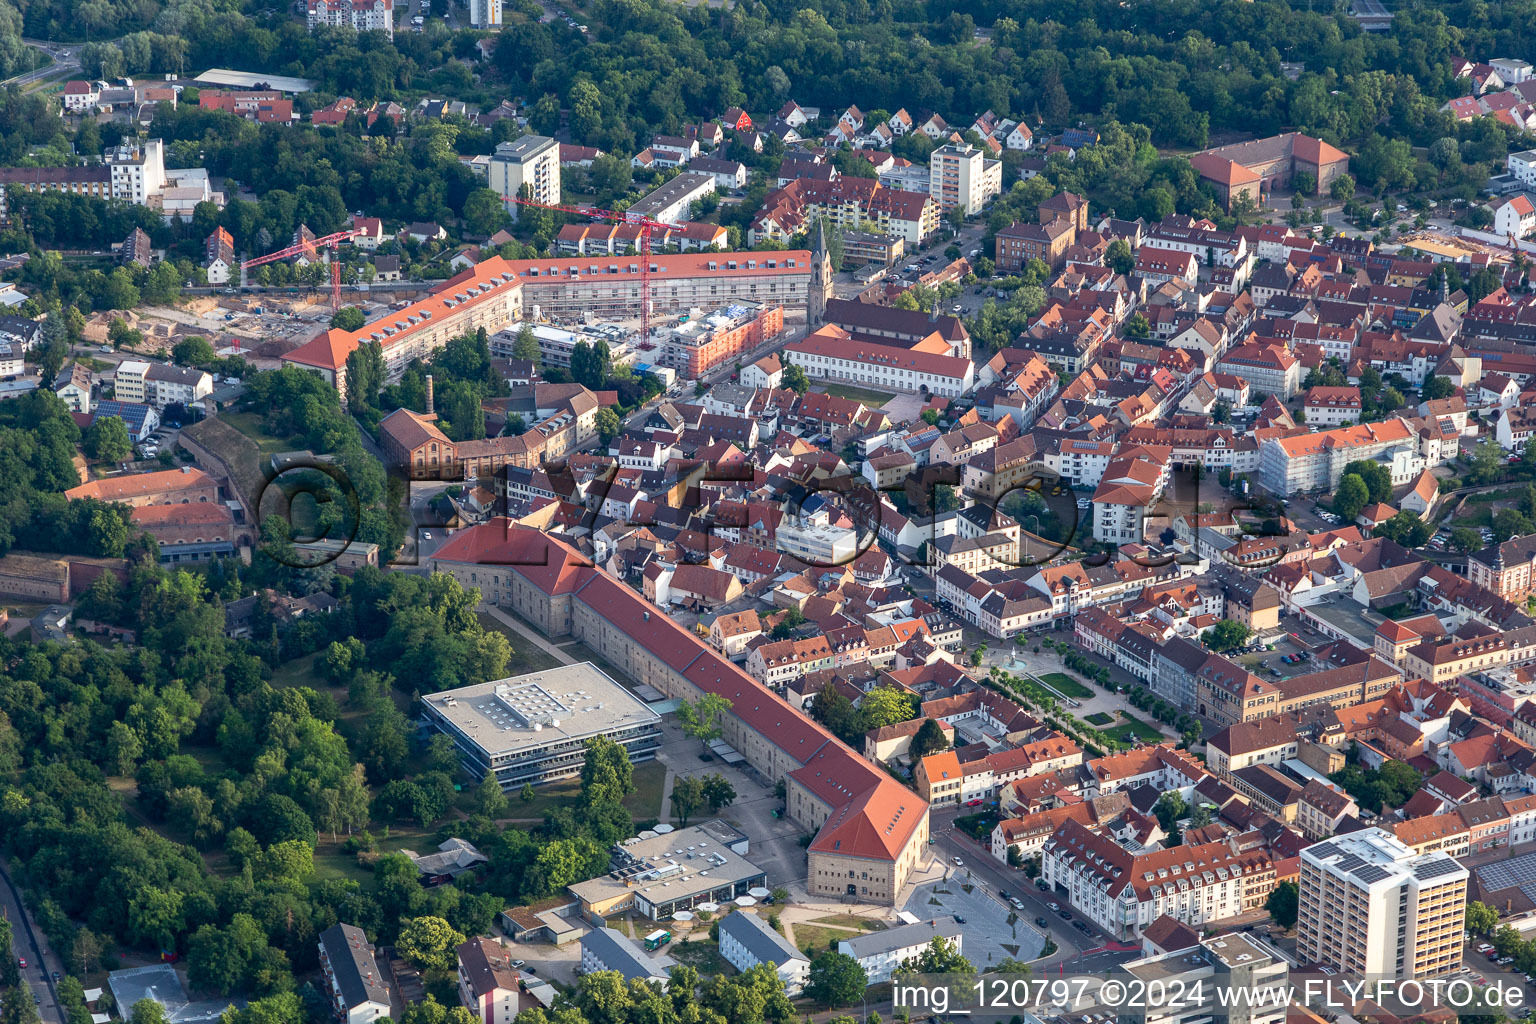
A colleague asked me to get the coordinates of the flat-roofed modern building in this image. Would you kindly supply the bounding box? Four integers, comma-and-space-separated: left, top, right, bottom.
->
569, 819, 765, 921
419, 663, 663, 790
1298, 828, 1467, 979
1115, 929, 1289, 1024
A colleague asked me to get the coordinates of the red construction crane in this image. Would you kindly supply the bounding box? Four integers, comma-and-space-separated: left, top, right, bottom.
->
242, 228, 360, 311
507, 196, 684, 343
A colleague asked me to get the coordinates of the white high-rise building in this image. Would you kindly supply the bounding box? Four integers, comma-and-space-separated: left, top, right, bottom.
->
469, 0, 502, 26
1298, 829, 1467, 979
107, 139, 165, 205
488, 136, 560, 220
928, 143, 1000, 217
306, 0, 394, 37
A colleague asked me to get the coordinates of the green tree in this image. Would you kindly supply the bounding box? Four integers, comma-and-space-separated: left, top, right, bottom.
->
1450, 527, 1484, 554
580, 735, 635, 807
510, 325, 541, 369
910, 718, 949, 760
1492, 508, 1533, 544
1266, 880, 1299, 930
331, 306, 366, 332
397, 916, 466, 973
1421, 373, 1455, 401
83, 415, 133, 461
1374, 511, 1431, 548
1467, 901, 1500, 937
1153, 791, 1187, 834
701, 773, 736, 813
463, 188, 509, 237
1124, 313, 1150, 339
1469, 438, 1505, 486
1342, 460, 1393, 504
1106, 238, 1134, 275
475, 774, 509, 818
670, 775, 705, 826
807, 951, 867, 1006
677, 693, 733, 751
898, 936, 974, 975
129, 1000, 169, 1024
520, 782, 536, 803
859, 686, 918, 729
1200, 619, 1251, 653
1332, 474, 1369, 520
781, 361, 809, 394
171, 336, 216, 366
595, 407, 622, 445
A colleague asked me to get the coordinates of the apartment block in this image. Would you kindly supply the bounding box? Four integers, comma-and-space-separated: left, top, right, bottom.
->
1297, 829, 1467, 979
489, 136, 560, 219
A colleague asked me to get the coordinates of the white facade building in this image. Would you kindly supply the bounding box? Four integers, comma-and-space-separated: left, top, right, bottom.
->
307, 0, 394, 36
468, 0, 502, 26
929, 144, 1001, 216
717, 912, 809, 996
1510, 150, 1536, 189
488, 135, 561, 220
837, 917, 962, 985
1297, 829, 1467, 979
107, 139, 166, 206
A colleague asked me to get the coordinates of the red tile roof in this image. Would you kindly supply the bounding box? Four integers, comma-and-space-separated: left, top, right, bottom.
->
434, 523, 927, 862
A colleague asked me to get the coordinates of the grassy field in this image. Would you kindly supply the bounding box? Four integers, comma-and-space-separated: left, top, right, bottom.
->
313, 826, 440, 883
810, 914, 886, 931
475, 611, 566, 674
1035, 672, 1094, 699
1083, 711, 1113, 726
820, 384, 896, 406
670, 936, 732, 974
1098, 714, 1166, 744
789, 922, 856, 955
220, 409, 301, 455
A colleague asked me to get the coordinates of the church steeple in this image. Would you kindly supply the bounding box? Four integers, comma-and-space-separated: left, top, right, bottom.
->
809, 218, 831, 325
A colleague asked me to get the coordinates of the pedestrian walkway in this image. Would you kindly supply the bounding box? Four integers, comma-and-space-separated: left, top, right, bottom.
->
480, 602, 576, 666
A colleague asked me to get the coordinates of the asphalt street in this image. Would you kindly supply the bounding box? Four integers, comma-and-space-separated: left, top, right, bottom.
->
1, 858, 64, 1024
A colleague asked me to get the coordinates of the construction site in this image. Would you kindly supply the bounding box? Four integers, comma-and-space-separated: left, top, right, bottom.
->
1396, 228, 1532, 264
104, 286, 444, 368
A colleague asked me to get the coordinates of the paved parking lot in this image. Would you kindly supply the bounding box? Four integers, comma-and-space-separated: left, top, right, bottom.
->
903, 877, 1046, 969
650, 718, 812, 891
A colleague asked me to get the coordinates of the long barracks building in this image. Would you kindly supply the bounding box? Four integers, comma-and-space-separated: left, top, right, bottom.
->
429, 523, 931, 906
283, 250, 829, 406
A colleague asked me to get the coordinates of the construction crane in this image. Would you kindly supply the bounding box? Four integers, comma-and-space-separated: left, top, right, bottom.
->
241, 228, 360, 311
507, 196, 684, 343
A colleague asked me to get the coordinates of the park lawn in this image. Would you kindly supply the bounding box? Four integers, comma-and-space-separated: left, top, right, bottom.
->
1083, 712, 1113, 726
1035, 672, 1093, 699
820, 383, 896, 406
475, 612, 566, 674
1099, 715, 1166, 745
